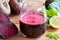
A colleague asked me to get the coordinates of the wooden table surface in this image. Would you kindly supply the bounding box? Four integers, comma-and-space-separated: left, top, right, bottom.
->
5, 0, 60, 40
5, 15, 60, 40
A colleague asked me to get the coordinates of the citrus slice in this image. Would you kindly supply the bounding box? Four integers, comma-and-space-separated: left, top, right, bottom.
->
49, 16, 60, 28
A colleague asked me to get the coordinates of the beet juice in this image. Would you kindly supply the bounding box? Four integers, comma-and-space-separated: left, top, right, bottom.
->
20, 11, 46, 38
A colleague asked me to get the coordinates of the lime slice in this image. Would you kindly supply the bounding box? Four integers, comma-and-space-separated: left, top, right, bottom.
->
49, 16, 60, 28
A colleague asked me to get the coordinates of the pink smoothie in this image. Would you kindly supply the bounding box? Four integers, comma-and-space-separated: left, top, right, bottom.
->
20, 11, 46, 38
20, 11, 45, 25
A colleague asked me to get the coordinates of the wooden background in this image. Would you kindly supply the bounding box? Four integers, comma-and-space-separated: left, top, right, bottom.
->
5, 0, 60, 40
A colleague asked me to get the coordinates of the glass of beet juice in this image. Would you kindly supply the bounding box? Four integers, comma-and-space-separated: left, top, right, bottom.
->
20, 10, 47, 38
20, 0, 47, 38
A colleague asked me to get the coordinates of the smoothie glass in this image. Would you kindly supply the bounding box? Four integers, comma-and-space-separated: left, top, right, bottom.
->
20, 0, 47, 38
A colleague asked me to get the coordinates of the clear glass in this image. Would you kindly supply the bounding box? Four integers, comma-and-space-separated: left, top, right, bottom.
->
20, 0, 47, 38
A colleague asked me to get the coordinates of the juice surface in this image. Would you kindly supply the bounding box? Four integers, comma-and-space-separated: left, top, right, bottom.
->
20, 11, 44, 25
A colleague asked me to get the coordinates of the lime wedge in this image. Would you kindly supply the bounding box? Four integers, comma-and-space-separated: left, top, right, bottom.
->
49, 16, 60, 28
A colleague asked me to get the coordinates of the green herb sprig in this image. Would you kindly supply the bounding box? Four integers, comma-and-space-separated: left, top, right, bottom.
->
46, 33, 59, 40
46, 9, 58, 20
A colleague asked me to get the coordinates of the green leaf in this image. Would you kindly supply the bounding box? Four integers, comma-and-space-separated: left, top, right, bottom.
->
46, 9, 58, 19
0, 36, 4, 40
46, 33, 59, 40
46, 33, 54, 39
53, 34, 59, 40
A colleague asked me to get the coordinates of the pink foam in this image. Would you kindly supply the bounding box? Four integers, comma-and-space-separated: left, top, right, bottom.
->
20, 11, 45, 25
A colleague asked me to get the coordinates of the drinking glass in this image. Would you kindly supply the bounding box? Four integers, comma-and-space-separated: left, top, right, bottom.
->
20, 0, 47, 38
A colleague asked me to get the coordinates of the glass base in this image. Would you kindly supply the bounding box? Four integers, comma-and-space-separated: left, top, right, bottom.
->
22, 34, 27, 37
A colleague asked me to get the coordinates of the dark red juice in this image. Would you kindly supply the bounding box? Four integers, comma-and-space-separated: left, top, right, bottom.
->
20, 11, 46, 38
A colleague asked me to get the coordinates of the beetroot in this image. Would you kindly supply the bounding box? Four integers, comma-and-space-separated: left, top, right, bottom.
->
0, 22, 18, 39
0, 13, 18, 39
0, 13, 10, 23
9, 0, 21, 14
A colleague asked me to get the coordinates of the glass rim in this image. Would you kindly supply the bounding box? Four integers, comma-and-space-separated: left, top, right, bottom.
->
20, 10, 47, 25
